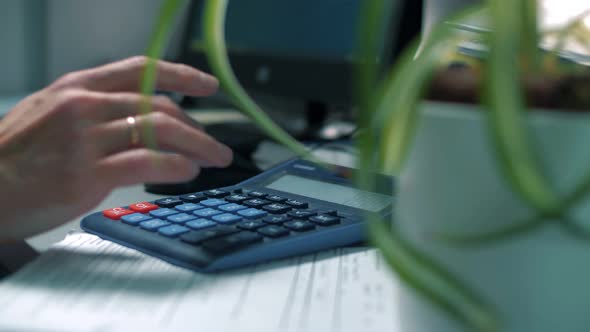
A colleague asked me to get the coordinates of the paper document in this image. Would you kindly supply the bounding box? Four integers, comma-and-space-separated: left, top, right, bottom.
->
0, 233, 400, 332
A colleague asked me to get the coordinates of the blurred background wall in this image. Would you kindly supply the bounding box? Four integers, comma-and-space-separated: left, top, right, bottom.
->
0, 0, 188, 95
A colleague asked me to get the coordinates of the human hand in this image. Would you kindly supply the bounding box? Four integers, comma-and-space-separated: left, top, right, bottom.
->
0, 56, 233, 241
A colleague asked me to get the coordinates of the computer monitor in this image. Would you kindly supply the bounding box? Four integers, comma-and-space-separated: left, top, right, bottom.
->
179, 0, 421, 136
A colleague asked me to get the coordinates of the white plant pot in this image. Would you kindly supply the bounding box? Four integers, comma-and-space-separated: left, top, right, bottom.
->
395, 101, 590, 332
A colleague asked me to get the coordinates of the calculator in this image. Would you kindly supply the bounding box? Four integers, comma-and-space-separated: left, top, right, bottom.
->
81, 158, 393, 272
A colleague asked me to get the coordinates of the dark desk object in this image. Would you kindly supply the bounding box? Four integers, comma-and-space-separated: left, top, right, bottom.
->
145, 122, 265, 195
0, 241, 39, 278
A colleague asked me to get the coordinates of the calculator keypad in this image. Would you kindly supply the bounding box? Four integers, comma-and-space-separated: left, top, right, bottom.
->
103, 189, 347, 254
180, 226, 239, 245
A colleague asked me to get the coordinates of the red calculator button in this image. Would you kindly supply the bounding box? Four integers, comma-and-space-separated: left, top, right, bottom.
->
103, 207, 134, 220
129, 202, 159, 213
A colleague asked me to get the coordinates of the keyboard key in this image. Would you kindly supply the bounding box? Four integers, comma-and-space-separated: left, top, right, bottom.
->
218, 203, 247, 212
237, 220, 265, 230
244, 199, 270, 208
263, 215, 291, 224
179, 193, 206, 203
237, 208, 267, 219
140, 219, 170, 231
285, 199, 308, 209
103, 207, 134, 220
186, 218, 216, 230
309, 214, 340, 226
258, 225, 289, 238
200, 199, 227, 207
167, 213, 197, 224
204, 189, 230, 198
149, 208, 179, 218
284, 220, 315, 232
212, 213, 242, 224
121, 213, 153, 225
202, 232, 262, 253
155, 197, 183, 208
287, 210, 317, 219
247, 191, 267, 198
175, 203, 203, 212
266, 195, 287, 203
180, 226, 239, 245
193, 208, 223, 218
262, 203, 291, 214
226, 194, 249, 203
233, 188, 244, 194
158, 225, 190, 237
129, 202, 159, 213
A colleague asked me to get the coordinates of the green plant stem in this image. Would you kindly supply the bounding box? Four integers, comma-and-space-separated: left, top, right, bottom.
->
140, 0, 183, 149
519, 0, 540, 70
202, 0, 311, 161
485, 0, 560, 215
369, 221, 498, 332
356, 3, 498, 331
375, 6, 483, 175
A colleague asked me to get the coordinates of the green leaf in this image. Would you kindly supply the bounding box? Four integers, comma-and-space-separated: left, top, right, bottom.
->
140, 0, 183, 149
202, 0, 311, 160
484, 0, 560, 214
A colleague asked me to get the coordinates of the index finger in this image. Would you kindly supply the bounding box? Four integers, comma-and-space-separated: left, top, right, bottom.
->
72, 56, 219, 96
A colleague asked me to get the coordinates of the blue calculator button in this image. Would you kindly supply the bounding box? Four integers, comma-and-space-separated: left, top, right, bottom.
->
200, 199, 227, 207
218, 203, 247, 212
186, 219, 217, 230
175, 203, 203, 212
158, 225, 190, 237
237, 208, 267, 219
212, 213, 242, 224
167, 213, 196, 224
121, 213, 152, 225
149, 208, 179, 218
140, 219, 170, 231
193, 208, 223, 218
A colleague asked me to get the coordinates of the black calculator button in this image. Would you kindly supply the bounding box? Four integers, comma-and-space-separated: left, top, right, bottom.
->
248, 191, 267, 198
309, 215, 340, 227
155, 197, 183, 208
284, 220, 315, 232
319, 210, 338, 216
179, 193, 206, 203
287, 210, 317, 219
226, 194, 249, 203
263, 215, 291, 224
285, 200, 308, 209
266, 195, 287, 203
237, 220, 265, 231
262, 203, 291, 214
233, 188, 244, 194
180, 226, 239, 245
202, 232, 263, 253
258, 225, 289, 238
204, 189, 230, 198
244, 199, 270, 208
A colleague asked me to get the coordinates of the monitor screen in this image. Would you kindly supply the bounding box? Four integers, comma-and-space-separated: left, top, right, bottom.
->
180, 0, 413, 104
189, 0, 375, 62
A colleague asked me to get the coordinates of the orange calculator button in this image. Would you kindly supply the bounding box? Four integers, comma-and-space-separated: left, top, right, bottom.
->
129, 202, 159, 213
103, 207, 134, 220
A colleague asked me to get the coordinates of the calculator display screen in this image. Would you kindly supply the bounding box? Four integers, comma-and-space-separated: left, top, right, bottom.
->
265, 174, 391, 212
